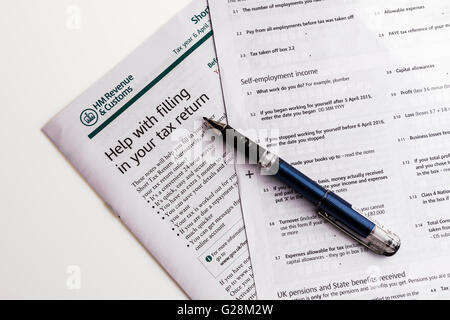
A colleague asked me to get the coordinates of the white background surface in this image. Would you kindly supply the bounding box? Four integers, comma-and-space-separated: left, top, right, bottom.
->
0, 0, 192, 299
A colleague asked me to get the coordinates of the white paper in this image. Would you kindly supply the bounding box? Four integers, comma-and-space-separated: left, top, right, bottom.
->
43, 0, 256, 300
210, 0, 450, 299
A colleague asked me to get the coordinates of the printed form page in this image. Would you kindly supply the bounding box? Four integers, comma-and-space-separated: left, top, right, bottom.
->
43, 0, 256, 300
209, 0, 450, 299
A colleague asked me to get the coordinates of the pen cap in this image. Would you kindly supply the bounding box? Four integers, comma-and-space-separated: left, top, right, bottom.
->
365, 220, 401, 256
318, 208, 401, 256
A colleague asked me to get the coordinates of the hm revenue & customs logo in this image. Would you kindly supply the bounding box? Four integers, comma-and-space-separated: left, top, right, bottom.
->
80, 108, 98, 126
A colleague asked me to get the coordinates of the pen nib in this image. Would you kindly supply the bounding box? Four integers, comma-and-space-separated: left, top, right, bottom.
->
203, 117, 227, 132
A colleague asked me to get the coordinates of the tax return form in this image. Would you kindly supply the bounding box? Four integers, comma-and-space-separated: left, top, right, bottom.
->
209, 0, 450, 299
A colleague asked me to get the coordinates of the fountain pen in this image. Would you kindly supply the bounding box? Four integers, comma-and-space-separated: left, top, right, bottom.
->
204, 117, 401, 256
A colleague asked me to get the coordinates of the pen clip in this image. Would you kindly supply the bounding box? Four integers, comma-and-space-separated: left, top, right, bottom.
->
316, 209, 369, 250
316, 209, 401, 256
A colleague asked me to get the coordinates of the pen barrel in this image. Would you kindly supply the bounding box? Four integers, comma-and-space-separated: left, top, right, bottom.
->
318, 192, 375, 238
276, 159, 375, 238
275, 158, 328, 205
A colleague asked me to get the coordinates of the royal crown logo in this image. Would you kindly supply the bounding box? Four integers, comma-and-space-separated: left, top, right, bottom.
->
80, 109, 98, 127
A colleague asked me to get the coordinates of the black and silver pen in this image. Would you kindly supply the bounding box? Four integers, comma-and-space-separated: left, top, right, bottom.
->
204, 117, 401, 256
